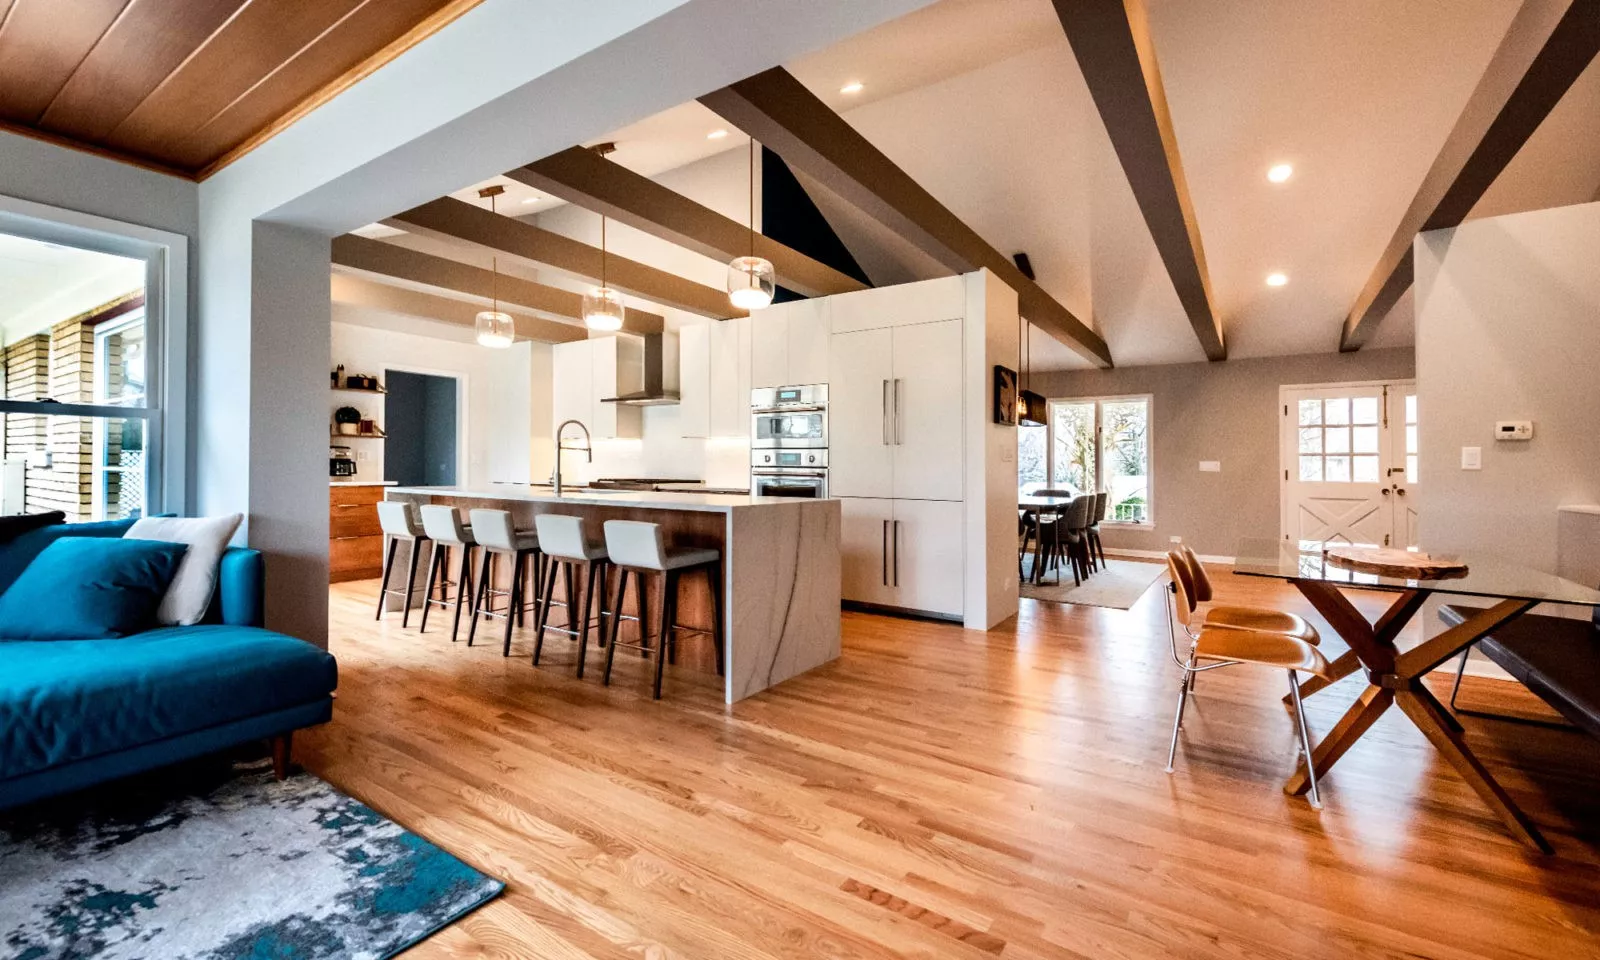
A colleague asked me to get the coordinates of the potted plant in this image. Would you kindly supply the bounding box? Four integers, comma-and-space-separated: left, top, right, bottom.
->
333, 406, 361, 436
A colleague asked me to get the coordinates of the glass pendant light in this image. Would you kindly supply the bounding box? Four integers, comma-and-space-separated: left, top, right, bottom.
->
474, 185, 514, 348
727, 138, 775, 311
582, 214, 625, 332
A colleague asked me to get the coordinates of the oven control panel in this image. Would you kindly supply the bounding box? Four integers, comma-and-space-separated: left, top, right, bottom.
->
752, 450, 827, 468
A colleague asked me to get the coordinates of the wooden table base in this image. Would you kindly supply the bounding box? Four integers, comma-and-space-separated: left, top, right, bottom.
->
1280, 580, 1551, 853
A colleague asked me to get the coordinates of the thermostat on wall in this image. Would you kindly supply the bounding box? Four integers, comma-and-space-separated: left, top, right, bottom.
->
1494, 420, 1533, 441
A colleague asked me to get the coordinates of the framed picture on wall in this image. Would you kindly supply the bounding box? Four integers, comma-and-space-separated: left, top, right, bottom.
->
993, 365, 1019, 425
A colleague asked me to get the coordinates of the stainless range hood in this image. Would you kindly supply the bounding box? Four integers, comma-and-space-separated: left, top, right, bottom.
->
600, 331, 680, 406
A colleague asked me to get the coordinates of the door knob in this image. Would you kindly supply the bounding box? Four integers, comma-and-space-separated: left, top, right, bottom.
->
1380, 488, 1390, 496
1396, 488, 1407, 497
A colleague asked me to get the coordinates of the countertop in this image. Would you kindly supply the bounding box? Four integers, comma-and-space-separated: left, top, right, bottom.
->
385, 484, 820, 513
330, 480, 397, 487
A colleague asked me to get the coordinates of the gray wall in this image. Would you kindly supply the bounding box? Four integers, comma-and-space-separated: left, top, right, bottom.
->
1415, 201, 1600, 577
1029, 347, 1416, 557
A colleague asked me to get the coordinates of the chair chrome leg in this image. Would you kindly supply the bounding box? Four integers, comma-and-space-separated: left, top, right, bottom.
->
1165, 653, 1196, 773
1287, 670, 1321, 810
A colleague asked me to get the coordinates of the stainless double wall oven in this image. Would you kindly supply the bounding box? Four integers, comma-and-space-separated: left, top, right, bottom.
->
751, 384, 829, 498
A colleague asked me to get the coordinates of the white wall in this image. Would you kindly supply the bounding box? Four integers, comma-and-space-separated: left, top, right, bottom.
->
332, 313, 539, 487
1415, 200, 1600, 577
964, 270, 1021, 629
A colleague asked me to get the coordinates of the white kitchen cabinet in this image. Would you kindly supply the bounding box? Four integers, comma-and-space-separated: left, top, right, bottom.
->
829, 275, 965, 334
750, 298, 829, 388
828, 319, 962, 502
678, 323, 710, 438
839, 497, 963, 618
890, 498, 964, 617
839, 497, 894, 607
551, 336, 641, 440
708, 316, 750, 437
891, 319, 964, 501
827, 327, 893, 499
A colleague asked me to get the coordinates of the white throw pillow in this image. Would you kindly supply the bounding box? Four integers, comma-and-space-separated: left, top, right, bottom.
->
124, 514, 244, 626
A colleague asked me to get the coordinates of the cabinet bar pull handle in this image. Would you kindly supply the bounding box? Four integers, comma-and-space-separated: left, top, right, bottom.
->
882, 379, 891, 445
892, 520, 900, 586
882, 519, 889, 585
894, 379, 904, 445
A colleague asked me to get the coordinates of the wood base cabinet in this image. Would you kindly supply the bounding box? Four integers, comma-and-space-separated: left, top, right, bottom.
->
330, 485, 385, 582
839, 497, 963, 619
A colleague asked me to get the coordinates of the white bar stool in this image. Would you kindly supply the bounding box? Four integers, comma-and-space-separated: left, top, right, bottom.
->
601, 519, 724, 699
374, 501, 428, 627
533, 514, 612, 677
418, 504, 478, 643
466, 509, 543, 655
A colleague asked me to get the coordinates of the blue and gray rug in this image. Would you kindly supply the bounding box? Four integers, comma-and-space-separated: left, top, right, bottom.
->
0, 772, 502, 959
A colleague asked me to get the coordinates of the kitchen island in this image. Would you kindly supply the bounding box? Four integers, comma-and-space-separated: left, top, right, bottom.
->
383, 486, 841, 702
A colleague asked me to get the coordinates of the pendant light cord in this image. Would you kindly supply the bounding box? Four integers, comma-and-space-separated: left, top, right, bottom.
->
489, 192, 499, 313
749, 138, 756, 258
600, 214, 607, 287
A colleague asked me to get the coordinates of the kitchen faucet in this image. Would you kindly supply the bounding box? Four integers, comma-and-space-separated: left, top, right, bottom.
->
553, 419, 593, 496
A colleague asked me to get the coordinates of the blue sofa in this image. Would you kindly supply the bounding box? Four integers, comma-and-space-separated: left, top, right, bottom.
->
0, 518, 338, 810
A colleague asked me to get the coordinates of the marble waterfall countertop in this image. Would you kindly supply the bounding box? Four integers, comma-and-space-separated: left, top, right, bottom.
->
384, 484, 802, 513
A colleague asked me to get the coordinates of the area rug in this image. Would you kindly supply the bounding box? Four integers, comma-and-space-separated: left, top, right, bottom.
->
1020, 557, 1167, 609
0, 771, 503, 959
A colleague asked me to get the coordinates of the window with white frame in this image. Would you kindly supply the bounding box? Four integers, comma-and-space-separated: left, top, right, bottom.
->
0, 227, 163, 521
1017, 395, 1152, 523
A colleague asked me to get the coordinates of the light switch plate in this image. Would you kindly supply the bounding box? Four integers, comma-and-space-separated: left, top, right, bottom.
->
1198, 460, 1221, 472
1461, 446, 1482, 470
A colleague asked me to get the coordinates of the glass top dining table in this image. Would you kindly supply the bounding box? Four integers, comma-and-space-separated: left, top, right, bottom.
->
1230, 536, 1598, 853
1233, 537, 1600, 607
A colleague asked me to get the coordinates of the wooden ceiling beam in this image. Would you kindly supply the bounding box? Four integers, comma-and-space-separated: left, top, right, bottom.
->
1341, 0, 1600, 351
330, 272, 587, 343
1053, 0, 1224, 361
506, 147, 867, 299
699, 68, 1113, 368
330, 234, 664, 335
385, 196, 735, 318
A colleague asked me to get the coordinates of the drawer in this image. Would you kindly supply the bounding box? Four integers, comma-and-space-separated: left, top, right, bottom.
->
331, 485, 386, 507
330, 534, 384, 582
330, 504, 382, 538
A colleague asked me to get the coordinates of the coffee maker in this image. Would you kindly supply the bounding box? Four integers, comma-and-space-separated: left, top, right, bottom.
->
330, 445, 356, 478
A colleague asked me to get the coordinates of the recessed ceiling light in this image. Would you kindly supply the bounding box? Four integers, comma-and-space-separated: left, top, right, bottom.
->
1267, 163, 1293, 183
707, 129, 728, 140
1266, 272, 1289, 287
840, 81, 864, 95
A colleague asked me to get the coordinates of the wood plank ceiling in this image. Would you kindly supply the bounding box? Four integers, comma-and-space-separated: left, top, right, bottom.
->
0, 0, 477, 178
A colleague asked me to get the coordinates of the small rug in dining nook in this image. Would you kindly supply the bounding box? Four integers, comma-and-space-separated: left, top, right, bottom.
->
1020, 556, 1167, 609
1, 770, 502, 960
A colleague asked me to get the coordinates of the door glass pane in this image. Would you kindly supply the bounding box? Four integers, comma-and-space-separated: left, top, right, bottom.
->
1051, 401, 1096, 492
1324, 398, 1350, 425
92, 314, 148, 407
1018, 424, 1046, 494
1353, 455, 1380, 483
1299, 455, 1323, 481
1405, 394, 1417, 424
1407, 454, 1418, 484
1325, 455, 1351, 482
1298, 427, 1322, 453
1405, 424, 1417, 455
1351, 396, 1379, 424
1324, 426, 1349, 454
1298, 399, 1321, 425
1101, 399, 1150, 522
1352, 425, 1379, 454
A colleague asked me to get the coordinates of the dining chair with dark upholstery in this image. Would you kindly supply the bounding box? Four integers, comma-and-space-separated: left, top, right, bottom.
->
1086, 492, 1108, 570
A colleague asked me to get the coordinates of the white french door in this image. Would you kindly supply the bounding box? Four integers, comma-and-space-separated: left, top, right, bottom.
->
1280, 381, 1417, 548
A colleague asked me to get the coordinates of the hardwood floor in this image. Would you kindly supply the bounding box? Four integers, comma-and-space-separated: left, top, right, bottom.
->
308, 566, 1600, 959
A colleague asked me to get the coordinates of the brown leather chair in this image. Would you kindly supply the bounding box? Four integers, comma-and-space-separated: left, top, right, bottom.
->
1163, 552, 1333, 807
1178, 546, 1319, 643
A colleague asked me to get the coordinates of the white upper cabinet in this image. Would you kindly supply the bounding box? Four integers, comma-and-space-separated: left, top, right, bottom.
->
678, 323, 710, 438
891, 319, 964, 501
829, 275, 965, 334
750, 298, 830, 388
552, 336, 641, 440
828, 327, 894, 499
708, 316, 750, 438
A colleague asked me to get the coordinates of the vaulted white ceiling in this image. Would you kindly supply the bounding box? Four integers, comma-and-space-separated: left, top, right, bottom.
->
357, 0, 1600, 370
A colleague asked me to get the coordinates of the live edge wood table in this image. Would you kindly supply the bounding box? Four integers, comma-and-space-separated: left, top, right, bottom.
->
385, 486, 841, 703
1234, 537, 1600, 852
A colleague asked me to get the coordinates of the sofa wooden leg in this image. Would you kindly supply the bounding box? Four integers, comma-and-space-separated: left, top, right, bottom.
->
271, 732, 293, 780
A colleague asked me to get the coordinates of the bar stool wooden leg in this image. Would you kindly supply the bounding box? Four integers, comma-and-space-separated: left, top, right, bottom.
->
450, 546, 474, 643
467, 552, 491, 647
576, 560, 599, 678
376, 537, 398, 621
604, 569, 628, 685
653, 571, 676, 700
503, 550, 524, 657
708, 562, 726, 678
419, 544, 443, 633
401, 538, 423, 628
